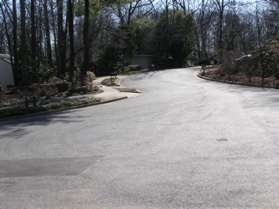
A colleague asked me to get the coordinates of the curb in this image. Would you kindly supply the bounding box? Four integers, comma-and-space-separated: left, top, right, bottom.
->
115, 87, 143, 93
197, 73, 279, 90
0, 96, 128, 122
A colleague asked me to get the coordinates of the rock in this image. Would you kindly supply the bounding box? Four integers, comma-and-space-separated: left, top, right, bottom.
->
85, 71, 97, 91
86, 71, 96, 81
101, 77, 121, 86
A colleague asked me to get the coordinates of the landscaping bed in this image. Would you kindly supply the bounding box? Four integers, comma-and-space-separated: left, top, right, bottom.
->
0, 94, 99, 119
199, 68, 279, 89
0, 72, 133, 119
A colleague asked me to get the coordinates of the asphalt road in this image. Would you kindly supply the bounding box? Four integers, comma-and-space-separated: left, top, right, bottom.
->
1, 67, 279, 209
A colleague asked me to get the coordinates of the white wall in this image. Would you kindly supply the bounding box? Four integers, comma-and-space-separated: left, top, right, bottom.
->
0, 56, 15, 90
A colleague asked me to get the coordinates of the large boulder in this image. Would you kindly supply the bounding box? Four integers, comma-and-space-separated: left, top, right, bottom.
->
101, 77, 120, 86
86, 71, 96, 81
85, 71, 97, 91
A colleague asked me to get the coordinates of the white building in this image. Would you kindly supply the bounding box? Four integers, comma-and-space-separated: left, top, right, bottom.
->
0, 54, 15, 90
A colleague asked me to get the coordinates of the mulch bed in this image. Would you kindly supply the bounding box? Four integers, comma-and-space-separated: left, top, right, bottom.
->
201, 68, 279, 89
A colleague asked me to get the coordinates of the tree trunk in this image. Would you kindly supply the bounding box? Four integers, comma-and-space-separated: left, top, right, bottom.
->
12, 0, 19, 85
82, 0, 90, 85
43, 0, 53, 66
165, 0, 170, 60
67, 0, 75, 83
200, 0, 207, 59
31, 0, 37, 75
37, 0, 44, 70
57, 0, 66, 78
49, 0, 58, 67
20, 0, 27, 84
217, 0, 224, 63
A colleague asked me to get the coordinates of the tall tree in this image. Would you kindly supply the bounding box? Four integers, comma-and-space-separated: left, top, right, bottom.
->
19, 0, 26, 83
43, 0, 53, 66
67, 0, 75, 82
82, 0, 90, 84
214, 0, 225, 63
12, 0, 18, 84
31, 0, 37, 74
57, 0, 66, 78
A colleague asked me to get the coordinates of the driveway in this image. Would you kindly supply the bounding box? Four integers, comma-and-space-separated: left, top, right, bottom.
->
1, 67, 279, 208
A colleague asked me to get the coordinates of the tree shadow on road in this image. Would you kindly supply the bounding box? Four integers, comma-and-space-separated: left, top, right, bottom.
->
128, 71, 159, 81
0, 110, 89, 138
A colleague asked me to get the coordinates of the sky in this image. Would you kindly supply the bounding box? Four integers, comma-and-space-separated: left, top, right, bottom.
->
148, 0, 270, 14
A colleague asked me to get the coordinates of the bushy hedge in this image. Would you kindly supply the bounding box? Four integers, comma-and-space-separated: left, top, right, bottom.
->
229, 39, 279, 79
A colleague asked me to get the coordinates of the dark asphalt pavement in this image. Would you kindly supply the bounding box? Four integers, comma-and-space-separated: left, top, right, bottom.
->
1, 67, 279, 208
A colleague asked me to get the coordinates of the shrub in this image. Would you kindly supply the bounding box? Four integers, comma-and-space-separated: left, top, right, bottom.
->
234, 40, 279, 78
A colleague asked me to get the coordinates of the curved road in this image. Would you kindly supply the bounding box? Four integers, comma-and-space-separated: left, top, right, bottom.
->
1, 67, 279, 208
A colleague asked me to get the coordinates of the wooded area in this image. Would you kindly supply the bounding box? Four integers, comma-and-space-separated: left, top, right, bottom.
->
0, 0, 279, 88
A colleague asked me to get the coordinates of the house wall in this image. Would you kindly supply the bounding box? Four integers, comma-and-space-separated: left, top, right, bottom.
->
0, 59, 14, 90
